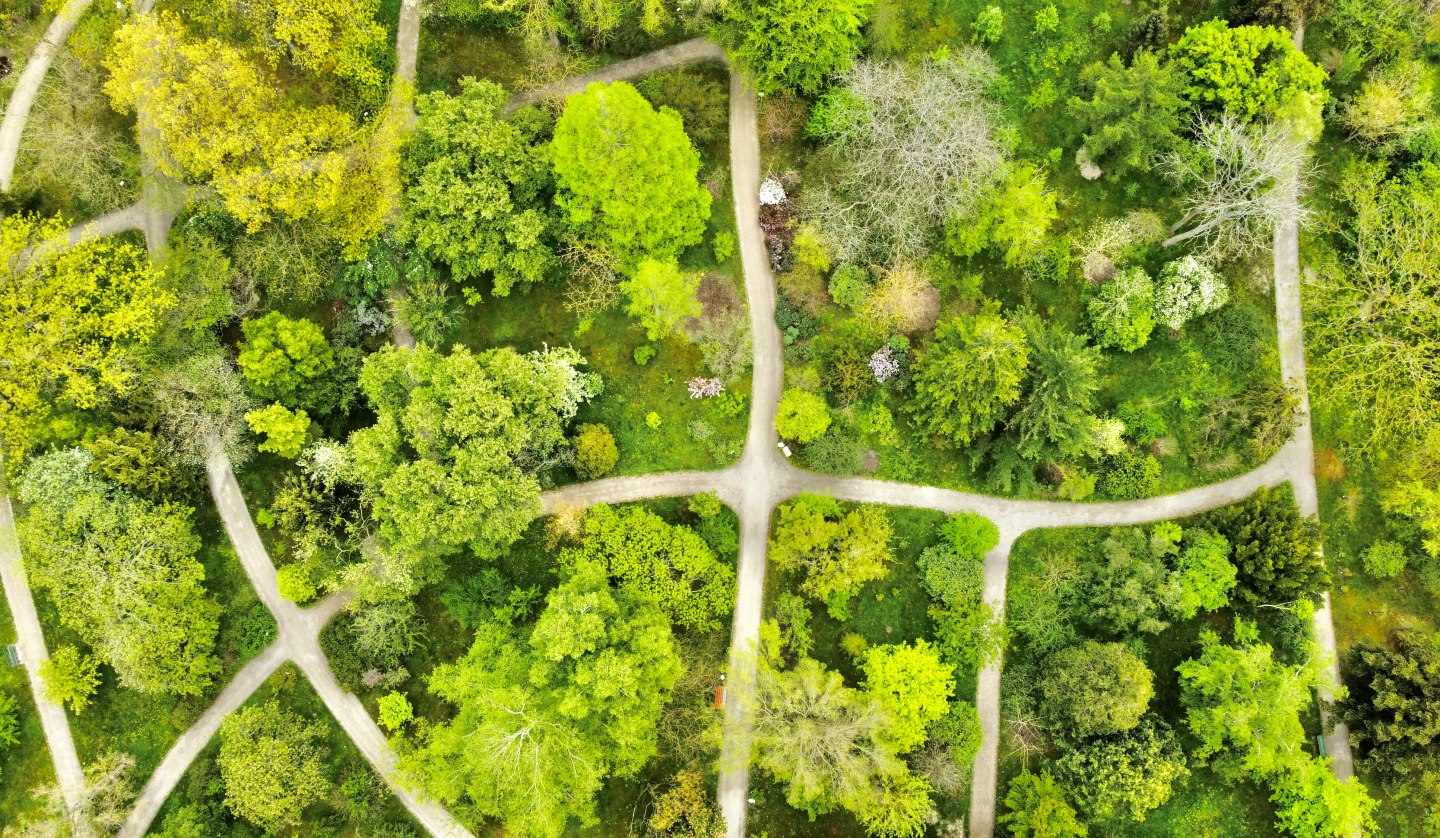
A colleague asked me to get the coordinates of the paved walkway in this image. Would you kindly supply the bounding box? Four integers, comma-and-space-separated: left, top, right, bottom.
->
505, 37, 727, 112
0, 0, 94, 192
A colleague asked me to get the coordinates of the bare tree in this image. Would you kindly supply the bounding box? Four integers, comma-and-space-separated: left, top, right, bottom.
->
1161, 115, 1311, 258
151, 351, 256, 470
804, 50, 1008, 264
3, 752, 135, 838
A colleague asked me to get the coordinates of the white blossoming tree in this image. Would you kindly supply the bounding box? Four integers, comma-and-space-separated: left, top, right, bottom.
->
1154, 255, 1230, 330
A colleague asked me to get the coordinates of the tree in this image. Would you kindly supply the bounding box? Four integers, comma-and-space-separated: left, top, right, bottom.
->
1162, 529, 1237, 618
860, 263, 941, 336
245, 403, 311, 459
1339, 61, 1433, 146
1083, 527, 1172, 635
345, 343, 599, 570
1086, 267, 1155, 352
720, 0, 871, 95
1068, 50, 1187, 177
402, 78, 556, 293
648, 769, 724, 838
40, 645, 101, 715
769, 495, 893, 615
804, 52, 1007, 263
1208, 485, 1328, 606
776, 390, 832, 443
946, 162, 1058, 267
862, 641, 955, 753
82, 428, 181, 502
208, 0, 389, 93
1270, 755, 1379, 838
0, 694, 17, 747
572, 423, 619, 478
1161, 114, 1310, 258
622, 259, 702, 340
1041, 641, 1154, 739
0, 215, 172, 462
1176, 626, 1322, 779
237, 312, 338, 413
558, 503, 736, 632
919, 513, 998, 606
1169, 19, 1328, 122
907, 310, 1029, 447
1010, 313, 1104, 462
17, 450, 220, 695
217, 701, 332, 833
1154, 254, 1229, 330
378, 692, 414, 731
1000, 770, 1088, 838
1306, 160, 1440, 449
2, 751, 135, 838
404, 563, 682, 838
152, 351, 256, 469
1054, 718, 1190, 823
1340, 631, 1440, 785
551, 82, 711, 271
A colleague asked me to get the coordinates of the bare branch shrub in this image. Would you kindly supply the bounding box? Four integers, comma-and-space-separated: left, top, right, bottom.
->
560, 236, 621, 316
861, 262, 940, 334
1073, 210, 1166, 283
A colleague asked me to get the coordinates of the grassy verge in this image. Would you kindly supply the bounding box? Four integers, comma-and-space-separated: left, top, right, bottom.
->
0, 586, 55, 824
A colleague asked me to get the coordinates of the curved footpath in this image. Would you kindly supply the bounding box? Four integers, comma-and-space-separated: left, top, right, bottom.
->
0, 0, 95, 192
20, 25, 1352, 838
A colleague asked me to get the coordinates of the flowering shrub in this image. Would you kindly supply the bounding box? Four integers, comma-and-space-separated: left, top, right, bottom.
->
869, 346, 901, 382
760, 177, 787, 206
688, 377, 726, 398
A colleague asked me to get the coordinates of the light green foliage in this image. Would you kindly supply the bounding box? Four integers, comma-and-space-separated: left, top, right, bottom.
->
1054, 719, 1189, 823
947, 163, 1058, 267
1270, 756, 1379, 838
40, 645, 101, 715
1169, 18, 1329, 122
907, 309, 1030, 447
646, 411, 663, 429
1033, 4, 1058, 34
17, 450, 220, 695
1069, 50, 1187, 177
1083, 526, 1172, 635
1154, 254, 1229, 331
769, 496, 893, 615
1176, 626, 1323, 779
276, 564, 317, 604
245, 403, 311, 459
622, 259, 703, 340
378, 691, 413, 731
1011, 313, 1104, 462
1361, 540, 1407, 579
1209, 485, 1328, 606
862, 640, 955, 753
572, 423, 619, 478
0, 215, 172, 461
1041, 641, 1154, 739
1087, 267, 1155, 352
776, 389, 832, 443
394, 271, 462, 345
1162, 529, 1238, 618
971, 6, 1003, 44
551, 82, 711, 271
934, 700, 982, 761
1001, 770, 1087, 838
774, 592, 814, 660
405, 563, 682, 838
223, 0, 388, 92
82, 428, 179, 502
402, 78, 555, 293
720, 0, 872, 95
634, 345, 656, 366
217, 701, 332, 833
237, 312, 337, 413
346, 343, 598, 568
648, 769, 724, 838
1339, 60, 1434, 146
828, 265, 871, 310
559, 503, 736, 632
712, 231, 737, 263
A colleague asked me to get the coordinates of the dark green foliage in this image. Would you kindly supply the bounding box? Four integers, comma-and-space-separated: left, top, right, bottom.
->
234, 603, 278, 658
1208, 485, 1329, 606
1040, 640, 1154, 739
1011, 313, 1104, 462
633, 67, 729, 150
775, 294, 818, 343
933, 700, 982, 764
1055, 718, 1190, 823
1116, 401, 1167, 445
803, 431, 864, 474
1068, 50, 1186, 177
907, 309, 1030, 447
1340, 631, 1440, 786
1098, 450, 1161, 499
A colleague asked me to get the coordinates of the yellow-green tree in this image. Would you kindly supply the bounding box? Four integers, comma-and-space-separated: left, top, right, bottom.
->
0, 215, 173, 461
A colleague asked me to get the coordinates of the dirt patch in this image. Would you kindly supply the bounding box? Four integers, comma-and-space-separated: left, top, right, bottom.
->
861, 449, 880, 473
1316, 447, 1347, 483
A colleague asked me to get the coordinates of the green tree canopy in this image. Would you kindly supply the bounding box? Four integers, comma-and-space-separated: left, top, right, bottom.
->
236, 312, 338, 413
346, 343, 600, 570
571, 423, 619, 479
402, 78, 556, 293
0, 216, 172, 461
1068, 50, 1187, 176
551, 82, 711, 271
1010, 313, 1104, 462
245, 403, 311, 459
1169, 18, 1328, 122
776, 389, 833, 444
559, 503, 736, 632
217, 701, 332, 833
17, 449, 220, 695
621, 259, 703, 340
946, 162, 1058, 267
1000, 770, 1087, 838
862, 641, 955, 753
769, 496, 893, 616
720, 0, 872, 95
1340, 631, 1440, 786
1086, 267, 1155, 352
907, 309, 1030, 447
1208, 485, 1328, 606
1054, 718, 1190, 823
1041, 641, 1155, 739
1162, 529, 1237, 619
404, 562, 682, 837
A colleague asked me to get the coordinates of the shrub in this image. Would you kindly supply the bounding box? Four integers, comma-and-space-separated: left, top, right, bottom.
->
235, 603, 279, 657
572, 424, 619, 479
1116, 401, 1167, 445
972, 6, 1003, 44
1033, 4, 1059, 34
634, 344, 656, 365
277, 564, 317, 604
378, 691, 413, 731
1154, 254, 1229, 331
41, 645, 101, 714
1100, 450, 1162, 499
805, 432, 864, 474
712, 230, 736, 263
776, 390, 832, 443
1361, 540, 1407, 579
646, 412, 663, 429
1087, 267, 1156, 352
828, 264, 870, 309
934, 700, 983, 764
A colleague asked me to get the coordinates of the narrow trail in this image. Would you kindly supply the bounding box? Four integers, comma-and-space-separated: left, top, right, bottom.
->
505, 37, 727, 113
0, 490, 87, 819
0, 0, 94, 192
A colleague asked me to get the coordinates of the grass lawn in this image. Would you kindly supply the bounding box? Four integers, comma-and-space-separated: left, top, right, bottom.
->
146, 663, 422, 836
0, 587, 56, 825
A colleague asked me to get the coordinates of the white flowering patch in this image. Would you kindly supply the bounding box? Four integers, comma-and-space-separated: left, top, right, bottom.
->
759, 177, 787, 206
688, 377, 725, 398
869, 346, 901, 382
1154, 254, 1229, 330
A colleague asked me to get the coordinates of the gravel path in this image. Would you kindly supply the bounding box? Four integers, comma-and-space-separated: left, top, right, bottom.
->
0, 0, 94, 191
505, 36, 727, 112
